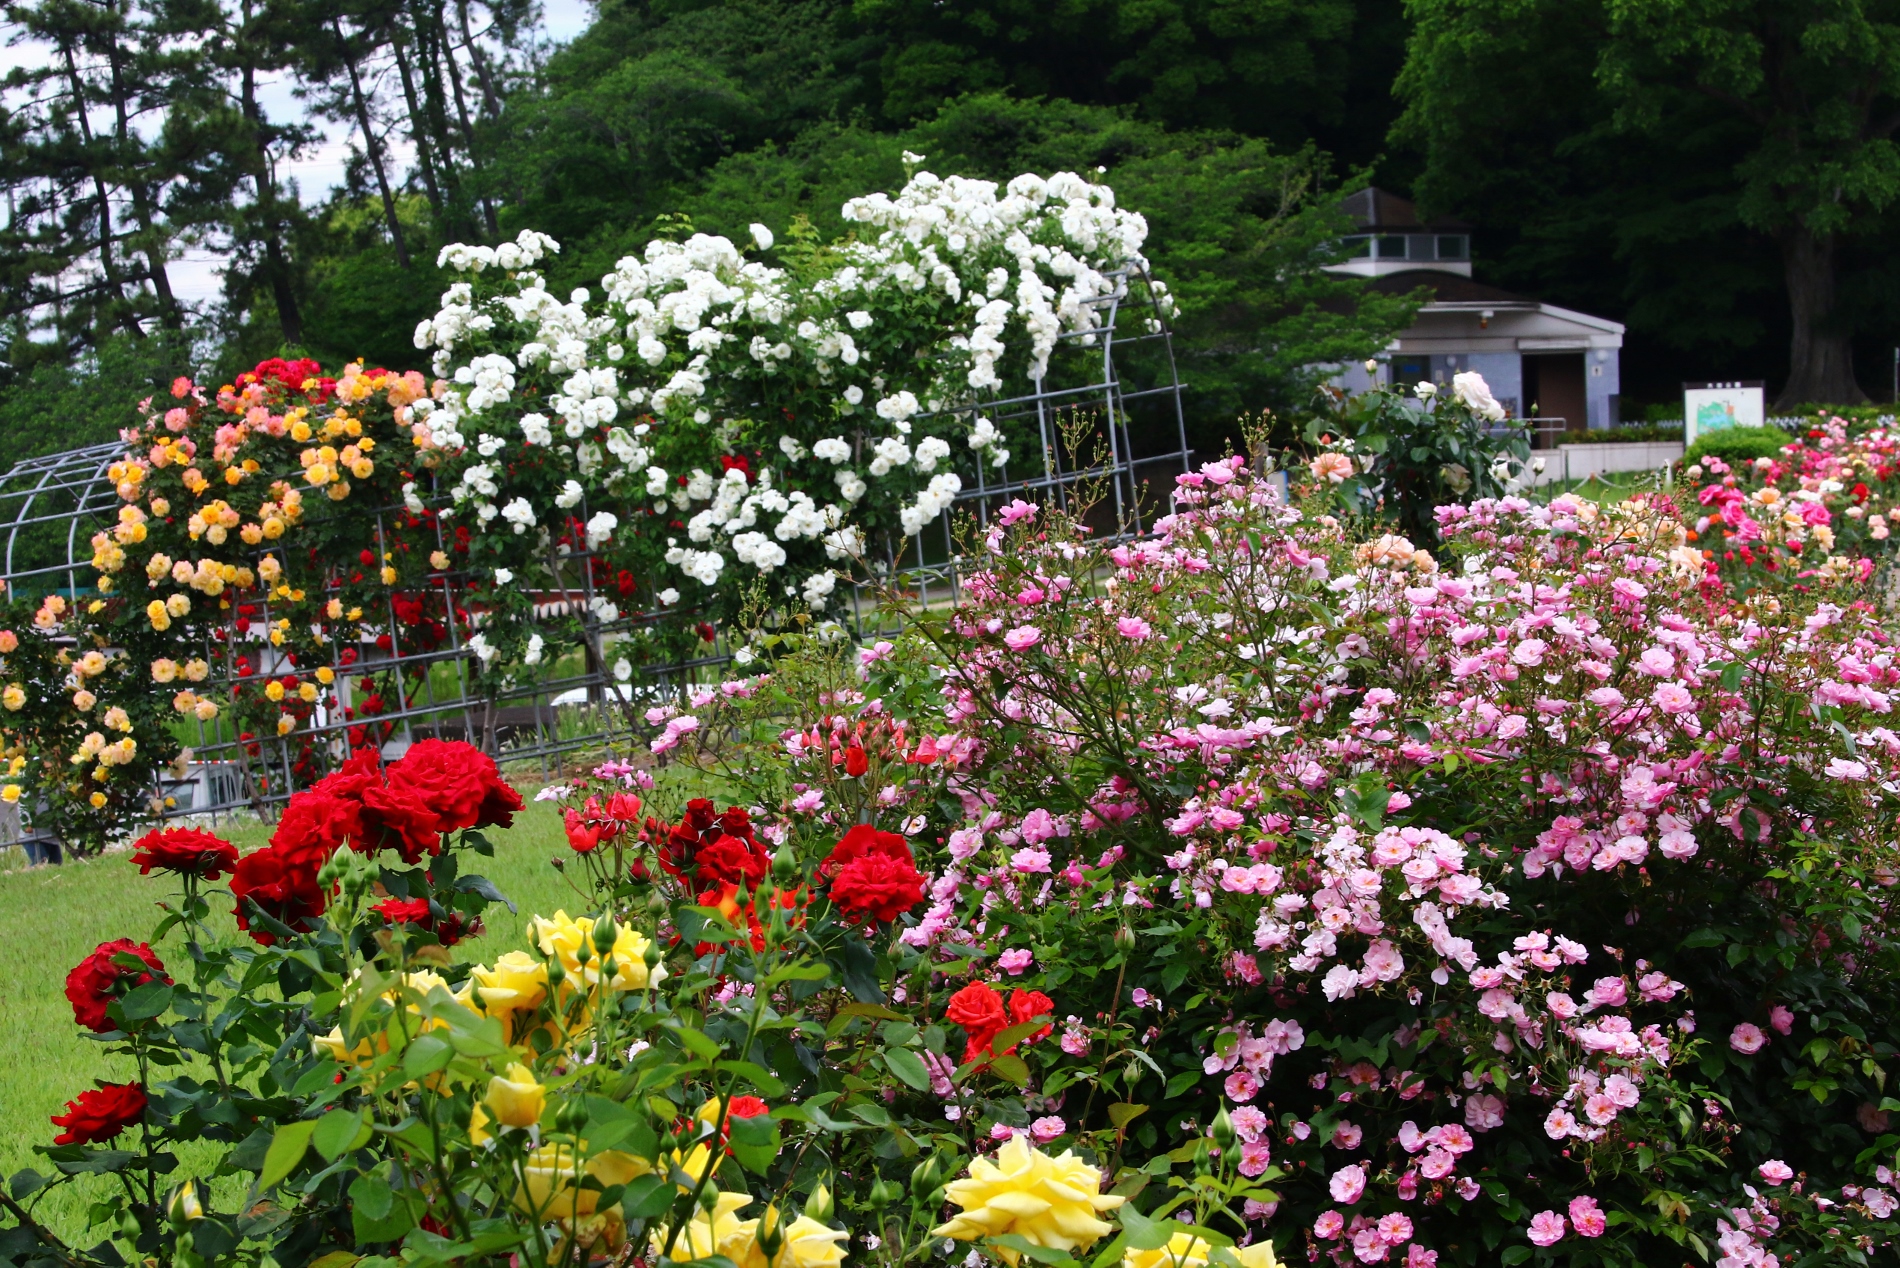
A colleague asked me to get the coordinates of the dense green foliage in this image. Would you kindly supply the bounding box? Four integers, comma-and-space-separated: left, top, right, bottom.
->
1683, 426, 1795, 469
13, 0, 1900, 483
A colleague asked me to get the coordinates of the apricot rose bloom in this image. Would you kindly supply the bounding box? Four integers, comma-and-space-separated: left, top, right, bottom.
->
932, 1136, 1125, 1263
528, 910, 667, 992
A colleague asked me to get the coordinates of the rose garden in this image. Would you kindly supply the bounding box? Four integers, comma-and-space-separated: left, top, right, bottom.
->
0, 168, 1895, 1268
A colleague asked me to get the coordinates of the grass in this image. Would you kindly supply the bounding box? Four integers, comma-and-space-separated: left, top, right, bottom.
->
0, 798, 595, 1241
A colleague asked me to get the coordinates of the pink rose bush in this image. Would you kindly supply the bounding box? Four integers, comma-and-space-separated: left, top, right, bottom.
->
657, 456, 1900, 1266
1682, 413, 1900, 588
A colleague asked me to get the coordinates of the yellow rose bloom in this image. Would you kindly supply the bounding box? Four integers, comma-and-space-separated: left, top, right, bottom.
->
264, 681, 285, 702
147, 601, 171, 632
932, 1136, 1125, 1264
728, 1210, 849, 1268
516, 1143, 653, 1224
317, 666, 336, 685
2, 785, 20, 804
276, 715, 296, 736
652, 1191, 755, 1262
2, 685, 24, 710
529, 910, 668, 993
484, 1063, 545, 1130
1125, 1235, 1278, 1268
299, 682, 318, 703
89, 791, 107, 808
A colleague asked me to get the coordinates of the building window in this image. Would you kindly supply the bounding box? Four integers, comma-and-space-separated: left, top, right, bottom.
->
1340, 235, 1372, 258
1435, 235, 1468, 261
1375, 236, 1413, 260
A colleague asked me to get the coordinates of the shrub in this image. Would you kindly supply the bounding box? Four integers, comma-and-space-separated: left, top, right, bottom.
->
1682, 425, 1794, 468
659, 461, 1900, 1266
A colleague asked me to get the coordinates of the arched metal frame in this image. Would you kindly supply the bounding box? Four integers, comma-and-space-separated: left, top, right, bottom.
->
0, 265, 1188, 825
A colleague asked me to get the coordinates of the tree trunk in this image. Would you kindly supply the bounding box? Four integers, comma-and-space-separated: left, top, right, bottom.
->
441, 30, 499, 238
58, 43, 138, 338
333, 15, 411, 268
104, 17, 184, 328
240, 55, 303, 346
390, 16, 447, 224
1777, 225, 1866, 408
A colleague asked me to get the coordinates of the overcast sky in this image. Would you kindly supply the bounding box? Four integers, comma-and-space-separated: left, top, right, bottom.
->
2, 0, 595, 308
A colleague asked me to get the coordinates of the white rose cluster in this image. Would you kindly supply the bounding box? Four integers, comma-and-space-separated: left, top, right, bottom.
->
410, 168, 1165, 648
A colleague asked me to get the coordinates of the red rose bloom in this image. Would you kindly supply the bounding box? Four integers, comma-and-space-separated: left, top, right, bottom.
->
129, 827, 239, 880
1007, 989, 1055, 1047
230, 847, 326, 945
374, 897, 475, 945
830, 852, 925, 925
565, 808, 603, 853
269, 789, 360, 872
358, 783, 443, 864
945, 981, 1008, 1064
387, 739, 523, 832
51, 1082, 146, 1145
818, 824, 912, 884
65, 940, 168, 1033
661, 799, 770, 890
315, 746, 382, 802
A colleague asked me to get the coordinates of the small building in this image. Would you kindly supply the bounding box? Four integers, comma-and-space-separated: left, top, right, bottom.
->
1328, 189, 1625, 432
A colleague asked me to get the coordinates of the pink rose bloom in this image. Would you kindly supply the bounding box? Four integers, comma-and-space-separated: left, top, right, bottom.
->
1010, 847, 1052, 874
1567, 1196, 1606, 1238
1527, 1211, 1567, 1247
1329, 1163, 1367, 1205
1544, 1108, 1578, 1139
1224, 1071, 1261, 1102
1588, 976, 1628, 1008
997, 948, 1033, 975
1730, 1022, 1768, 1054
1652, 682, 1695, 713
1464, 1094, 1505, 1132
1405, 1247, 1438, 1268
1770, 1005, 1795, 1035
1351, 1228, 1390, 1263
1313, 1211, 1346, 1241
1758, 1160, 1793, 1186
1419, 1147, 1455, 1180
1454, 1178, 1481, 1202
997, 499, 1039, 526
1028, 1116, 1066, 1143
1432, 1124, 1475, 1155
1116, 617, 1152, 640
1376, 1214, 1414, 1246
1231, 1106, 1268, 1141
1331, 1121, 1363, 1149
1003, 625, 1042, 652
1238, 1141, 1273, 1177
1584, 1094, 1619, 1126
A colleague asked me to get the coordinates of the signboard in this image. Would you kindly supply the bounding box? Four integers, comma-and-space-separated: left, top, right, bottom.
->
1683, 381, 1766, 445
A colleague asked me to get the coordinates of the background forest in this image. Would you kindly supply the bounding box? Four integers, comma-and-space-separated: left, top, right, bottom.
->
10, 0, 1900, 474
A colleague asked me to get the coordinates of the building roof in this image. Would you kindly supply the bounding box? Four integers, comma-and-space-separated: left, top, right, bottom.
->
1340, 188, 1471, 233
1366, 270, 1530, 304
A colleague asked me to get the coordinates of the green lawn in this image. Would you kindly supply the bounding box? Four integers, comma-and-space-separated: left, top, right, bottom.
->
0, 798, 592, 1240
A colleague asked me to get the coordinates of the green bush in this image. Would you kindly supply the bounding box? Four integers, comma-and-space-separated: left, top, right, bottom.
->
1683, 425, 1794, 467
